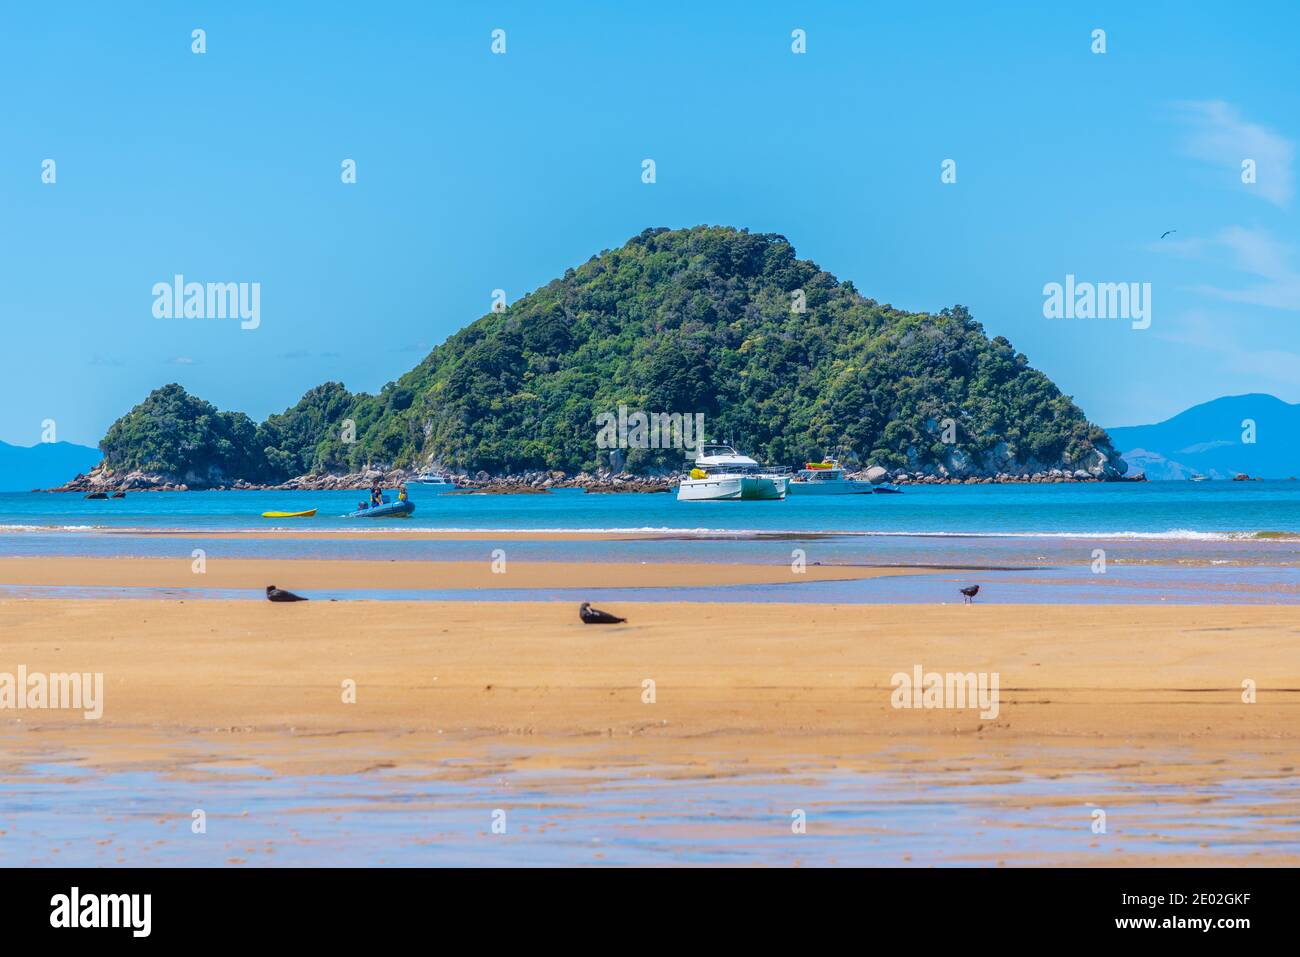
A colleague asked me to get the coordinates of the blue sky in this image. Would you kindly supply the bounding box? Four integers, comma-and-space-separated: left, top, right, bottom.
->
2, 0, 1296, 446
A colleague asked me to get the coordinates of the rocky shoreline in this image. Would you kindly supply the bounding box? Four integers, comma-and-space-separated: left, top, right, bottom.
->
44, 461, 1146, 494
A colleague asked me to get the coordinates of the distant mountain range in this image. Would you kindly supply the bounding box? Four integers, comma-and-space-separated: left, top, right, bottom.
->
1107, 394, 1299, 480
0, 440, 102, 492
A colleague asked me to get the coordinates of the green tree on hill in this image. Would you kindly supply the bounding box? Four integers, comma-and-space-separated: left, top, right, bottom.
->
97, 226, 1123, 484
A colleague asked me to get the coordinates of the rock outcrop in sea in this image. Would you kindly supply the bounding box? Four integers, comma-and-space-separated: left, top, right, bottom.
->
46, 459, 1143, 494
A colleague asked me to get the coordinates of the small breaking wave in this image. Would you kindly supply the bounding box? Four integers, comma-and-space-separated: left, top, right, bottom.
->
0, 524, 100, 532
0, 523, 1296, 543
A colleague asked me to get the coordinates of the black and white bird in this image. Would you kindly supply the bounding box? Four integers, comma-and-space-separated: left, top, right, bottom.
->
579, 602, 625, 624
959, 585, 980, 603
266, 585, 308, 602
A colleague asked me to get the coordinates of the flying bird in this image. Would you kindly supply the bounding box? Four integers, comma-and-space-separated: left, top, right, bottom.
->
959, 585, 980, 603
1160, 229, 1176, 239
579, 602, 625, 624
266, 585, 308, 602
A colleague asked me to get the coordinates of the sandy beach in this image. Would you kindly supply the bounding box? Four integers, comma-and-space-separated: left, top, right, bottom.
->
3, 594, 1297, 865
4, 597, 1296, 747
1, 532, 1297, 866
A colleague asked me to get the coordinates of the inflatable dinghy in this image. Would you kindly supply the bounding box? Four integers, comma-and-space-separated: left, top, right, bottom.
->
346, 500, 415, 519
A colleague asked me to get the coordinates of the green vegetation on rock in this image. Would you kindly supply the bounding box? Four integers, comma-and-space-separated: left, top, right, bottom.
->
101, 384, 263, 484
97, 226, 1122, 484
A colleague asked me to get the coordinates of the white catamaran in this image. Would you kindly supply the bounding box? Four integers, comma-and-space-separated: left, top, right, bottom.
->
676, 444, 788, 501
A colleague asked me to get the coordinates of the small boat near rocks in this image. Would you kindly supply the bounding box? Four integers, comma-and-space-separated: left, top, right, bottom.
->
409, 471, 457, 492
787, 459, 874, 495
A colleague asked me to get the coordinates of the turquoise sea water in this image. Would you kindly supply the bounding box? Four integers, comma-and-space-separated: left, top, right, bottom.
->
2, 484, 1296, 603
3, 482, 1299, 536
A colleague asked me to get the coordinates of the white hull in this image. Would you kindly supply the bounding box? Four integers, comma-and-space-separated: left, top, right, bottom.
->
788, 478, 874, 495
409, 477, 456, 492
677, 475, 786, 501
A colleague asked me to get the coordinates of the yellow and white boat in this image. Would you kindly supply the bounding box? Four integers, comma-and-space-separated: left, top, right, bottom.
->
788, 458, 873, 495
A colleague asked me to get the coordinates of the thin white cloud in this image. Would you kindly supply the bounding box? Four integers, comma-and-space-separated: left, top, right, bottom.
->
1197, 226, 1300, 310
1151, 226, 1300, 312
1176, 99, 1294, 207
1219, 225, 1296, 280
1157, 311, 1300, 387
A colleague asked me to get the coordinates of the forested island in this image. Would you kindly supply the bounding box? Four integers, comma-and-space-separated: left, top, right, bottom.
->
61, 226, 1127, 490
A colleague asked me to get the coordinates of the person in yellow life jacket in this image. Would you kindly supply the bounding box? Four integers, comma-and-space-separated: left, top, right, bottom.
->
397, 484, 408, 502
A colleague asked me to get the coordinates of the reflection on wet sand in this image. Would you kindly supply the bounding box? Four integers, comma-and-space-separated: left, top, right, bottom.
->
1, 597, 1298, 864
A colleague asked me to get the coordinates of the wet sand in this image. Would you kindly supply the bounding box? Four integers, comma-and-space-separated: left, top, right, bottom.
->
2, 598, 1297, 864
4, 733, 1295, 866
0, 556, 923, 591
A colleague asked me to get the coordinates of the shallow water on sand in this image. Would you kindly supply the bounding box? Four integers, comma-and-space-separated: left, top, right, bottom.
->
5, 483, 1297, 603
3, 527, 1299, 569
1, 560, 1296, 605
3, 750, 1297, 866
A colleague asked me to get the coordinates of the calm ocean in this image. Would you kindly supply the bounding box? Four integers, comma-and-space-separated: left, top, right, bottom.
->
2, 481, 1298, 537
2, 484, 1296, 604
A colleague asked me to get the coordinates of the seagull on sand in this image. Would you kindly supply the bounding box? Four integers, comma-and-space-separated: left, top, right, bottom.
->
959, 584, 980, 604
579, 602, 625, 624
266, 585, 308, 602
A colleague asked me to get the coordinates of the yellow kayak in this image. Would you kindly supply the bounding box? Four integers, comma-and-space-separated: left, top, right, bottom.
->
261, 509, 317, 518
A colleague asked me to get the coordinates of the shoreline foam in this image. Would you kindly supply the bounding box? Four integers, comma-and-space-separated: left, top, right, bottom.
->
2, 524, 1297, 543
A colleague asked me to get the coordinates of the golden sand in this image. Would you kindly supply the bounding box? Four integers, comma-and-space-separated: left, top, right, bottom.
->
2, 599, 1295, 745
3, 596, 1296, 863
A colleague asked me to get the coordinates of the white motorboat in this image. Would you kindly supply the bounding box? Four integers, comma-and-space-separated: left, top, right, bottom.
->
409, 471, 457, 491
677, 444, 787, 501
787, 458, 874, 495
